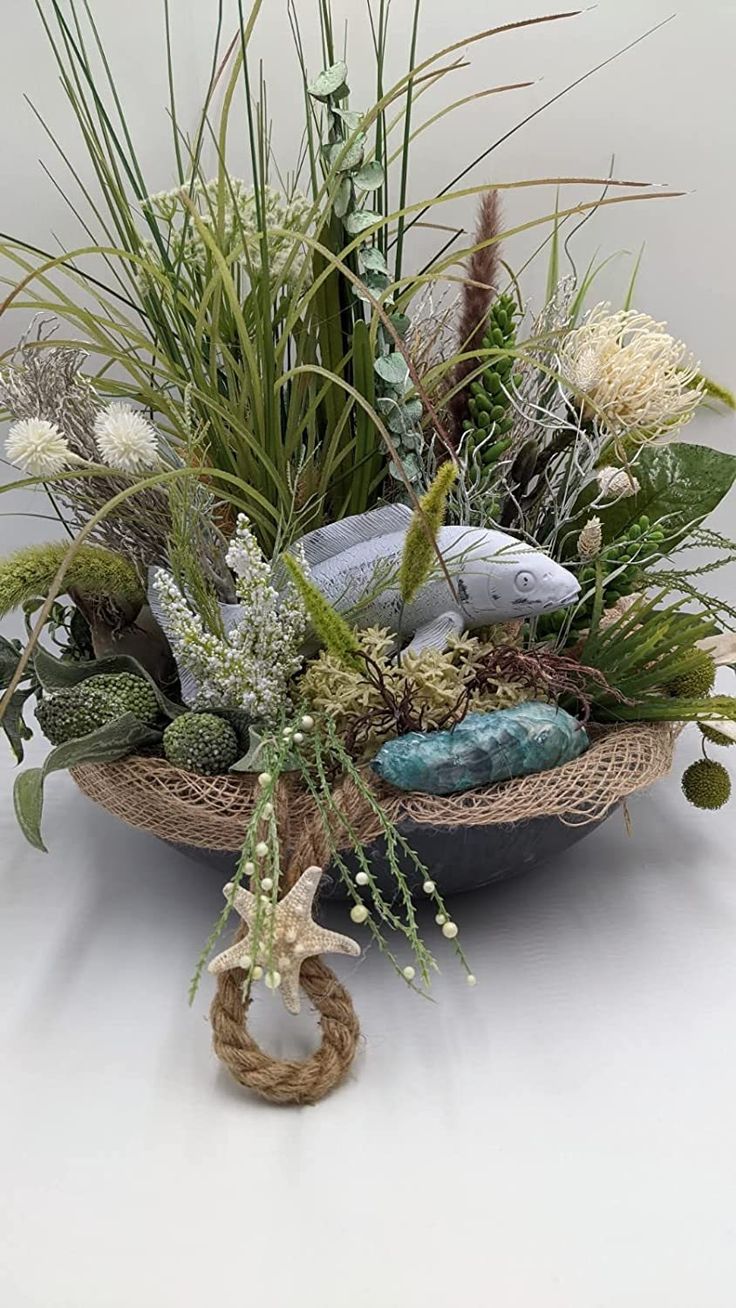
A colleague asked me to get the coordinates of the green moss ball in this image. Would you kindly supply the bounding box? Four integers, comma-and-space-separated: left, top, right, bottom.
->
80, 673, 159, 727
681, 759, 732, 810
669, 650, 716, 699
36, 687, 109, 744
35, 672, 160, 744
700, 722, 734, 748
163, 712, 240, 775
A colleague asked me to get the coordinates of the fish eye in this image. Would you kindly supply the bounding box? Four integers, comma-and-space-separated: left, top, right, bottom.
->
514, 569, 536, 593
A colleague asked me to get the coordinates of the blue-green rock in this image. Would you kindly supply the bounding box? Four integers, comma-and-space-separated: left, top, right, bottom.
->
371, 702, 589, 795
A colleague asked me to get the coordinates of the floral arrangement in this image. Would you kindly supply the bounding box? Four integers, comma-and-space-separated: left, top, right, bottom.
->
1, 2, 735, 1103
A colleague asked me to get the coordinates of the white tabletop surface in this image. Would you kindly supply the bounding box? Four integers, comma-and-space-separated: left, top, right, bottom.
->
1, 728, 735, 1307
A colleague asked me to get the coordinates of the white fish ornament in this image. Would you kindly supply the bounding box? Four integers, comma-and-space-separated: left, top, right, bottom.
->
288, 504, 580, 652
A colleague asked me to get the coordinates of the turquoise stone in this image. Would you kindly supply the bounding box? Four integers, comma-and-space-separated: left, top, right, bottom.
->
371, 702, 589, 795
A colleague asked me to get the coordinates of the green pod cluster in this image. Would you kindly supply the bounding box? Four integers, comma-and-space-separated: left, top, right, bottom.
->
461, 293, 521, 468
578, 514, 666, 608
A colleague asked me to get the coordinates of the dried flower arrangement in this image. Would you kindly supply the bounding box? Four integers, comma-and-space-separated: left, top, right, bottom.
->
1, 2, 735, 1104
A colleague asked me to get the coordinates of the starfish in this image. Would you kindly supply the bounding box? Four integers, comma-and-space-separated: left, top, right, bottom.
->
208, 865, 361, 1014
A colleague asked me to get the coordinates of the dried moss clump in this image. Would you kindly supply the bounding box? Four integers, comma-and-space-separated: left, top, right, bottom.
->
301, 627, 532, 758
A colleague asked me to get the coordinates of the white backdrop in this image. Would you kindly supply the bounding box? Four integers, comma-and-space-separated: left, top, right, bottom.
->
1, 3, 735, 1306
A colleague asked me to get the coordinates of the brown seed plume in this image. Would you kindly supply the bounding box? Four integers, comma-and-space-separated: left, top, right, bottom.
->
449, 189, 502, 440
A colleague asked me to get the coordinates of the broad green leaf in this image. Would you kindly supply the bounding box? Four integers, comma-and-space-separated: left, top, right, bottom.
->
308, 62, 348, 101
344, 210, 381, 237
353, 160, 384, 191
2, 687, 34, 763
0, 634, 22, 687
33, 647, 184, 720
375, 352, 410, 388
571, 444, 736, 548
13, 713, 163, 852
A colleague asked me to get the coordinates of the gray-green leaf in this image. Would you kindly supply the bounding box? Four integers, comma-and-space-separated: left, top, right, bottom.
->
308, 62, 348, 101
14, 713, 163, 852
333, 177, 353, 219
358, 246, 389, 276
2, 687, 34, 764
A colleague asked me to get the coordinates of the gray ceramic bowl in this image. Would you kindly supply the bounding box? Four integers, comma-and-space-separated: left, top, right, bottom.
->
170, 809, 611, 898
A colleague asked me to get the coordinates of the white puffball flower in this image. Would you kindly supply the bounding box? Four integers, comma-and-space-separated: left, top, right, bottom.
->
559, 303, 704, 439
94, 402, 160, 473
5, 418, 73, 476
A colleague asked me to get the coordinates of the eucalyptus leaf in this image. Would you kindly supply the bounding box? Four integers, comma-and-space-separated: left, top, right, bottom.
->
354, 269, 391, 301
333, 177, 353, 219
33, 646, 184, 720
353, 160, 384, 190
375, 352, 410, 388
389, 312, 411, 339
327, 133, 366, 172
570, 444, 736, 549
13, 713, 163, 852
331, 108, 363, 131
308, 62, 348, 101
344, 210, 381, 237
358, 246, 389, 276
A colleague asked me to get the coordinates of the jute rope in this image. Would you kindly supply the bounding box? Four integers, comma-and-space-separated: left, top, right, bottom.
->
70, 722, 677, 1105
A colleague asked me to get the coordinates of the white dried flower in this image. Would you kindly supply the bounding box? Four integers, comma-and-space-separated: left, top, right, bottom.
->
577, 516, 603, 560
152, 515, 308, 723
559, 304, 704, 438
94, 402, 160, 472
5, 417, 73, 476
597, 465, 640, 500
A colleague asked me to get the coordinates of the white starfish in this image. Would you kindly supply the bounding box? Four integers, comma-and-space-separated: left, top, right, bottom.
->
208, 865, 361, 1014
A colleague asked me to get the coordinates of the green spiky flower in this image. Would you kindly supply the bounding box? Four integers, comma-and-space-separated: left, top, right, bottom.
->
281, 552, 361, 667
668, 650, 717, 699
399, 461, 458, 605
163, 712, 240, 775
462, 293, 520, 467
681, 759, 731, 810
35, 672, 159, 744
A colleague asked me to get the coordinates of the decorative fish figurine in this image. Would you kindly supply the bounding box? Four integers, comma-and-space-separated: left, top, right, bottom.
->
371, 703, 589, 795
289, 504, 580, 653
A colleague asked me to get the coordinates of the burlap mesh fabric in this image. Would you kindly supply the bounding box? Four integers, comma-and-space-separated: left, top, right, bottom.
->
70, 722, 676, 853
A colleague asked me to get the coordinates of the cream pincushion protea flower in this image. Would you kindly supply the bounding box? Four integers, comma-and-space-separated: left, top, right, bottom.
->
94, 402, 160, 473
597, 465, 640, 499
559, 304, 704, 439
5, 418, 73, 476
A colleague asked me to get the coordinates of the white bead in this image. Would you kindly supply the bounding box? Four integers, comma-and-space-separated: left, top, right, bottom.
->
261, 802, 273, 820
350, 904, 369, 924
260, 894, 270, 908
442, 921, 459, 939
435, 913, 447, 926
240, 955, 252, 972
243, 861, 255, 877
300, 715, 315, 731
264, 971, 281, 989
355, 871, 370, 886
282, 727, 293, 739
422, 880, 436, 894
260, 877, 273, 892
255, 841, 269, 858
466, 974, 477, 987
251, 965, 264, 981
402, 966, 416, 981
257, 771, 272, 788
293, 731, 305, 745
